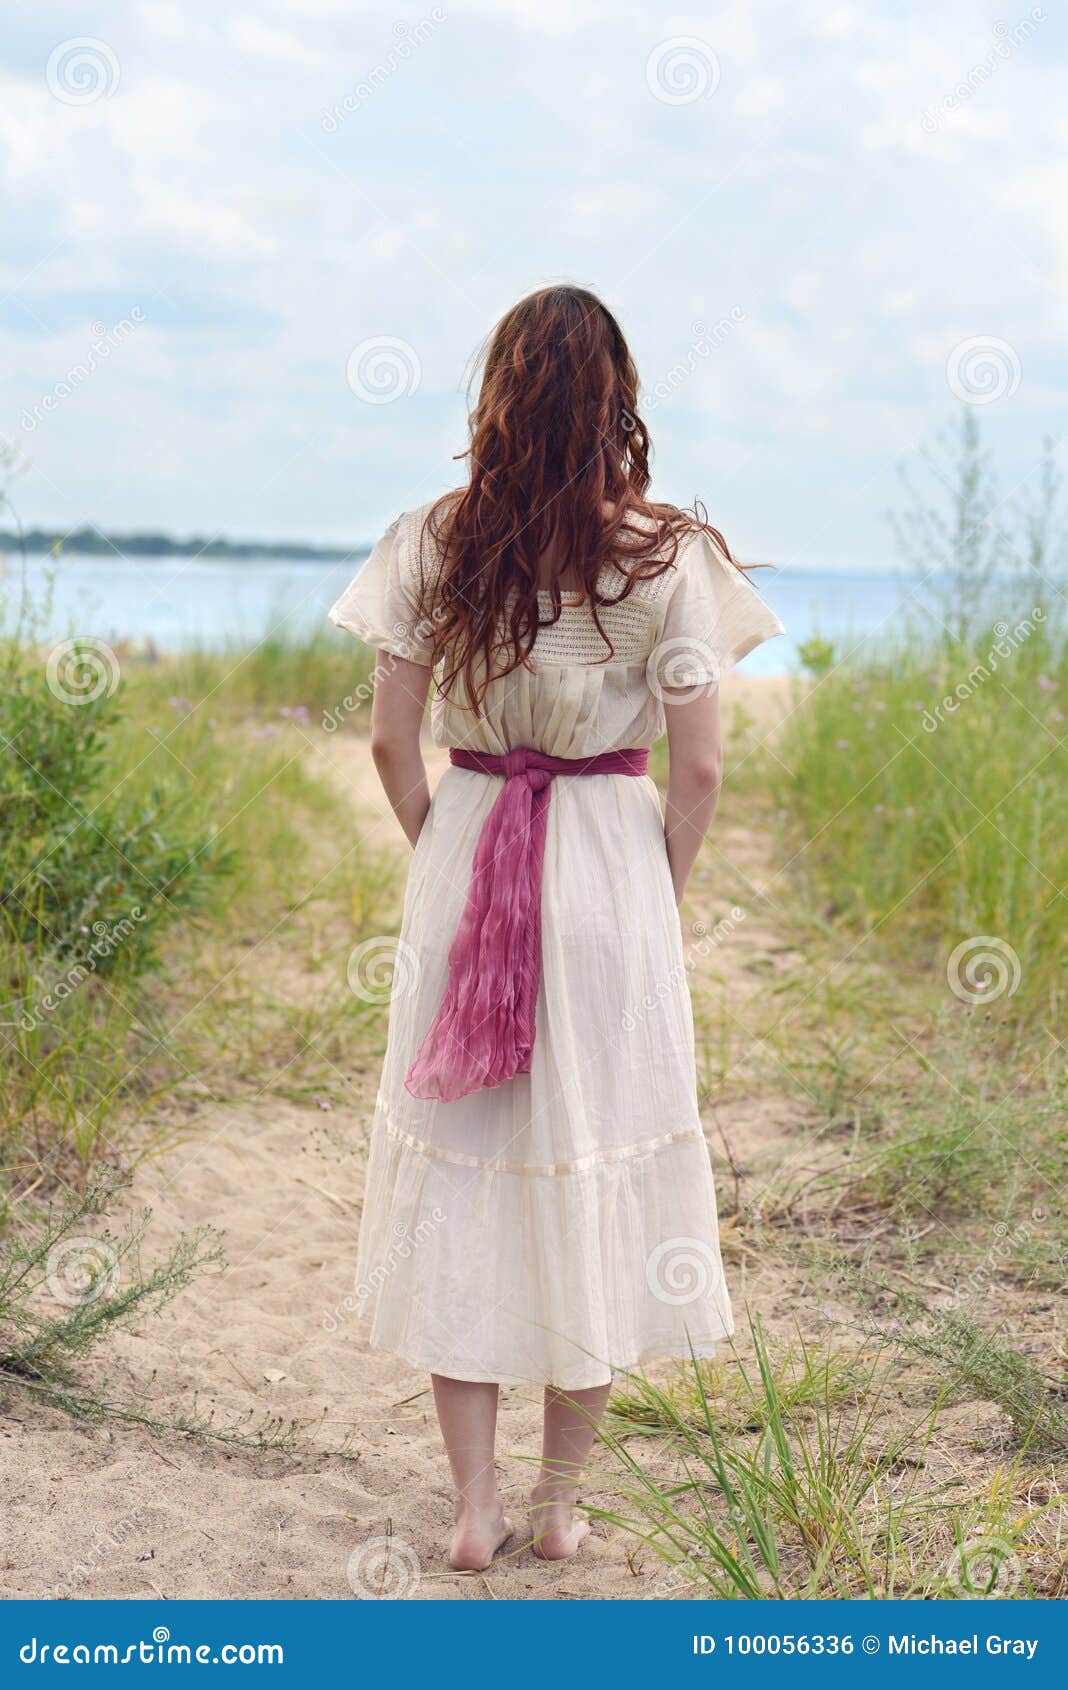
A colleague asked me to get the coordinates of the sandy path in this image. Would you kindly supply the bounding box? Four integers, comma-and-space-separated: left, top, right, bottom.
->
2, 678, 797, 1601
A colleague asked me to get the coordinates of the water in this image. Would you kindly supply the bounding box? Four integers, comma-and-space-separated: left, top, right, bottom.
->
1, 549, 922, 677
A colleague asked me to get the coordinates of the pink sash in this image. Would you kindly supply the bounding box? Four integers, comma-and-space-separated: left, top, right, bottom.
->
404, 745, 650, 1103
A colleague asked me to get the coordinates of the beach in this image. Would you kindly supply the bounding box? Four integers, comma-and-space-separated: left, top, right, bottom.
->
2, 661, 1063, 1601
4, 678, 806, 1601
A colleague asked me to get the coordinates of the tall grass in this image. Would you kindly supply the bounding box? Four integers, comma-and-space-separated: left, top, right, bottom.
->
772, 616, 1065, 1028
770, 418, 1066, 1028
756, 1016, 1063, 1232
595, 1319, 1058, 1598
131, 629, 375, 727
0, 578, 378, 1186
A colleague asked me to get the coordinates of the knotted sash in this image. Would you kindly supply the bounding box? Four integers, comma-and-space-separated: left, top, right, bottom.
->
404, 745, 650, 1103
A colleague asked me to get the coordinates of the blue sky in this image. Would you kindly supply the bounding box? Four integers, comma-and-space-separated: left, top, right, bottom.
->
1, 0, 1065, 567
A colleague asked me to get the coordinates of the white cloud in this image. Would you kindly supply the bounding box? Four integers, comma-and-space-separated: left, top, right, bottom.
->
227, 15, 331, 67
0, 0, 1062, 561
732, 75, 786, 117
135, 2, 190, 38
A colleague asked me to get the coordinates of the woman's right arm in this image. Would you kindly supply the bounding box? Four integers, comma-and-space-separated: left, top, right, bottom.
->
369, 652, 434, 848
663, 684, 724, 904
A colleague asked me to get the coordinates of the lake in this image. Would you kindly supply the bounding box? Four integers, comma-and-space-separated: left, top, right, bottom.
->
1, 549, 947, 677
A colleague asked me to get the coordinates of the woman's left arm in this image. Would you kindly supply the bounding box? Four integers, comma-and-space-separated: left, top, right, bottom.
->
663, 683, 723, 904
368, 652, 434, 847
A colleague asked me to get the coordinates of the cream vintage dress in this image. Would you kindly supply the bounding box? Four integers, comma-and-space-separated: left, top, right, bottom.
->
329, 503, 784, 1388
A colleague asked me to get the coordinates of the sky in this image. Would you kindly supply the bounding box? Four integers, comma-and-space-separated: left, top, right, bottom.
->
1, 0, 1065, 568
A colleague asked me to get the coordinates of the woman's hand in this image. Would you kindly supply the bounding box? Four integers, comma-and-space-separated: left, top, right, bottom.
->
368, 652, 434, 847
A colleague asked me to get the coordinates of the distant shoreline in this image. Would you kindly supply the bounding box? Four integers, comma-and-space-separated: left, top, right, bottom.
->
0, 527, 366, 563
0, 535, 894, 577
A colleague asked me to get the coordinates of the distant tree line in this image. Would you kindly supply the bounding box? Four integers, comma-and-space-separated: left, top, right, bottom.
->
0, 526, 362, 562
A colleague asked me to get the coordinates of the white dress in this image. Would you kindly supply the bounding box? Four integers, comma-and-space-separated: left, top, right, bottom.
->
329, 504, 784, 1388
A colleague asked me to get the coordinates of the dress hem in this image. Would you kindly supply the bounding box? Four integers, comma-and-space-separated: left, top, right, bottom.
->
356, 1324, 736, 1391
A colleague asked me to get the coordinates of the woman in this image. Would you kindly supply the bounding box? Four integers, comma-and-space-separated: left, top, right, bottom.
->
329, 285, 783, 1571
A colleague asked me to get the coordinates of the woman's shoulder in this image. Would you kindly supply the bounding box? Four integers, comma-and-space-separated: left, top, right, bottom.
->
368, 498, 453, 590
389, 494, 463, 570
616, 503, 716, 558
381, 498, 438, 545
606, 506, 709, 601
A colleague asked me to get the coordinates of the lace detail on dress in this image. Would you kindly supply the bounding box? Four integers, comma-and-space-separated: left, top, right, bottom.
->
396, 502, 682, 669
331, 504, 784, 756
528, 572, 676, 668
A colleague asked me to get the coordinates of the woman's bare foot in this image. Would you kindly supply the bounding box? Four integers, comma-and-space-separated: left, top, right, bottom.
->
449, 1501, 513, 1571
529, 1482, 590, 1560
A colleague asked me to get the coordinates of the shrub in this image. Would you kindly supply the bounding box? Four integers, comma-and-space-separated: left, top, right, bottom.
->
1, 640, 234, 972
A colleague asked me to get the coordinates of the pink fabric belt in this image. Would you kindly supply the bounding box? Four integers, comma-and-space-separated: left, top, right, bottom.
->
404, 744, 651, 1104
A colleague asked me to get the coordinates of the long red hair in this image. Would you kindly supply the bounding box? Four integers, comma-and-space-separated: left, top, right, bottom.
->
418, 284, 737, 709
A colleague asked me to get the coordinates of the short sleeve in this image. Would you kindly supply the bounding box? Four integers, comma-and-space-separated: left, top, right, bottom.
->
327, 511, 435, 664
656, 530, 784, 686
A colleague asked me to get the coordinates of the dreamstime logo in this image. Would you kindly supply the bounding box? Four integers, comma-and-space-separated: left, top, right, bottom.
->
919, 609, 1044, 732
20, 908, 147, 1031
946, 936, 1021, 1004
50, 1509, 146, 1599
638, 312, 746, 417
20, 308, 145, 433
46, 1237, 120, 1307
322, 677, 375, 732
645, 1237, 720, 1306
646, 37, 720, 105
45, 638, 121, 705
640, 1560, 700, 1600
346, 337, 421, 404
321, 641, 437, 730
623, 908, 746, 1032
46, 37, 120, 105
346, 936, 420, 1004
646, 636, 721, 701
920, 10, 1045, 133
949, 1208, 1046, 1309
324, 1208, 446, 1331
947, 1535, 1022, 1598
321, 10, 447, 132
346, 1535, 421, 1599
18, 1629, 283, 1666
946, 336, 1021, 405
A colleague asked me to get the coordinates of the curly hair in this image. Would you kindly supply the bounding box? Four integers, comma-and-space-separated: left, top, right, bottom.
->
417, 284, 737, 710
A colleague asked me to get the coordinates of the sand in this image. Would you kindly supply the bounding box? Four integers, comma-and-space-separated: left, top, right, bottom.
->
2, 676, 805, 1601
